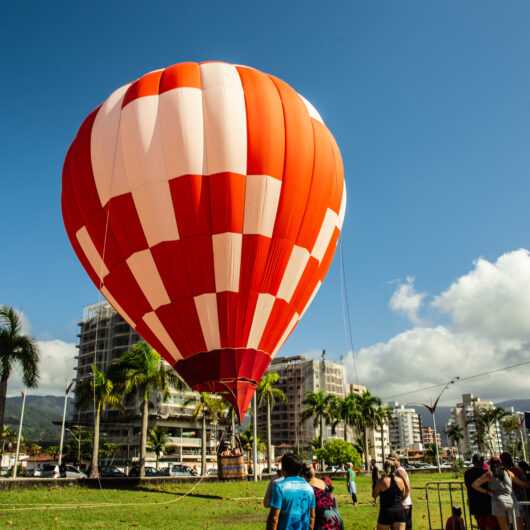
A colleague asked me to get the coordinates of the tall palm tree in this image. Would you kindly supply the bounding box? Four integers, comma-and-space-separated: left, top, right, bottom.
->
475, 407, 508, 456
0, 306, 39, 428
352, 390, 382, 470
301, 391, 332, 449
326, 395, 343, 437
239, 427, 265, 470
257, 372, 286, 472
76, 364, 121, 478
0, 425, 16, 455
184, 392, 222, 476
147, 426, 169, 470
340, 393, 361, 442
116, 342, 183, 478
446, 423, 464, 460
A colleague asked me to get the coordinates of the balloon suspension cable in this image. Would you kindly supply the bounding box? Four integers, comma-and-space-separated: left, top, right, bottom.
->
339, 238, 359, 385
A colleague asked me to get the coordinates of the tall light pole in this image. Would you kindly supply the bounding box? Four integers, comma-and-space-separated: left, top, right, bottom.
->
421, 377, 460, 473
58, 381, 74, 467
12, 389, 27, 479
252, 394, 258, 482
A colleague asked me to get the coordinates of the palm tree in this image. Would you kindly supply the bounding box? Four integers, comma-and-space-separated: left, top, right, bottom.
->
326, 395, 344, 437
340, 393, 360, 442
351, 390, 382, 470
301, 391, 332, 449
116, 342, 183, 478
502, 415, 522, 457
0, 306, 39, 428
475, 407, 508, 456
147, 426, 169, 470
446, 424, 464, 461
28, 443, 42, 457
0, 425, 16, 455
239, 427, 265, 471
184, 392, 222, 476
75, 364, 121, 478
257, 372, 286, 472
47, 445, 59, 460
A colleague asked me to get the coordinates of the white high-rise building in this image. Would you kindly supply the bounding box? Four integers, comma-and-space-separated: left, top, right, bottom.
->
388, 402, 423, 452
448, 394, 503, 458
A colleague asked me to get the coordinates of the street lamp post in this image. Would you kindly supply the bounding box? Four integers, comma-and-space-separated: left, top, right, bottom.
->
422, 377, 460, 474
58, 381, 74, 467
12, 389, 27, 479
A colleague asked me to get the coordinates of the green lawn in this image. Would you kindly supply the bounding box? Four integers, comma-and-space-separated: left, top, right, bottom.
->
0, 472, 467, 529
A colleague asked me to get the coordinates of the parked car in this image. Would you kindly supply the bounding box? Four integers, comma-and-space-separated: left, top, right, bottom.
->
61, 465, 87, 479
262, 466, 278, 474
40, 464, 61, 478
128, 465, 160, 477
167, 464, 194, 477
206, 468, 218, 476
101, 466, 127, 477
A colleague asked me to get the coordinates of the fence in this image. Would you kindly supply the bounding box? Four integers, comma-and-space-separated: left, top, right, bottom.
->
424, 481, 475, 530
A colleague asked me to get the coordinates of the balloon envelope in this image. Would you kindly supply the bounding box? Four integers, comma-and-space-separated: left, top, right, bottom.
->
62, 61, 346, 418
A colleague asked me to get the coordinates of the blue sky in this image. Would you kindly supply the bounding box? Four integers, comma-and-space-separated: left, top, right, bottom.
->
2, 2, 530, 399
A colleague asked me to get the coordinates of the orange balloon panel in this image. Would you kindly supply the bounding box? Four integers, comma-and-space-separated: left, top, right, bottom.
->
61, 61, 346, 418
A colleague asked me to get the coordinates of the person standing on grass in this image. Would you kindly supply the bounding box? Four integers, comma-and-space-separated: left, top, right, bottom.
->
391, 454, 412, 529
472, 456, 529, 530
464, 454, 496, 530
267, 453, 316, 530
371, 459, 380, 491
345, 462, 357, 506
264, 467, 284, 508
373, 460, 408, 530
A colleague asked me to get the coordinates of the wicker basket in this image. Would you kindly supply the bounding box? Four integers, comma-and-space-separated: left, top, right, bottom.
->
217, 434, 248, 480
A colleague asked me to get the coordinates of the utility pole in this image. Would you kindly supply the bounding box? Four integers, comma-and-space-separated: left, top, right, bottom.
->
58, 381, 74, 467
12, 389, 27, 479
252, 394, 258, 482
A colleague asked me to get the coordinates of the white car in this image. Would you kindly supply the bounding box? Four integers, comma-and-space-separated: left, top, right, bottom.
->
62, 465, 87, 479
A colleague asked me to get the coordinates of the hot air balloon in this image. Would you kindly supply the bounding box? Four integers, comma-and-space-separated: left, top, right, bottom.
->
61, 61, 346, 419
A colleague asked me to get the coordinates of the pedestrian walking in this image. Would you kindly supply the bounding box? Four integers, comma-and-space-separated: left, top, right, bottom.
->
345, 462, 357, 506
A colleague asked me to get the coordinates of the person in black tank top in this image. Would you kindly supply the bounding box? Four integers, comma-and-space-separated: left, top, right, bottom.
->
373, 460, 407, 530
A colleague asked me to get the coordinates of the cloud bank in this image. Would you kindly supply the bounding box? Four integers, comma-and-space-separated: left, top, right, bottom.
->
345, 249, 530, 405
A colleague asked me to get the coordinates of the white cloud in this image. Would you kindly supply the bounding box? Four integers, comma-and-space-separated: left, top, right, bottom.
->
7, 340, 76, 396
434, 249, 530, 342
389, 276, 426, 325
345, 250, 530, 405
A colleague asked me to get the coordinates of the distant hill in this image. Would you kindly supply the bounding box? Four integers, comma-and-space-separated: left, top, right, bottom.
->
4, 395, 73, 443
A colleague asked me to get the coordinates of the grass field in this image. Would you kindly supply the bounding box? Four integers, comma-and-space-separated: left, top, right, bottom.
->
0, 471, 467, 529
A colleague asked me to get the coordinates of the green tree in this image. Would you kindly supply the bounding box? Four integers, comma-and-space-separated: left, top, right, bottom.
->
28, 443, 42, 456
0, 306, 39, 428
239, 427, 265, 469
257, 372, 286, 471
184, 392, 223, 476
340, 393, 361, 442
351, 390, 382, 470
116, 342, 183, 478
314, 439, 362, 468
301, 391, 332, 449
475, 407, 508, 456
326, 395, 344, 437
75, 364, 121, 478
501, 414, 521, 457
446, 423, 464, 460
424, 442, 438, 465
47, 445, 59, 460
0, 425, 16, 454
147, 426, 169, 470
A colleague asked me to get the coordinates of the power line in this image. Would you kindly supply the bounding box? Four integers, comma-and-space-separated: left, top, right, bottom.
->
382, 357, 530, 401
